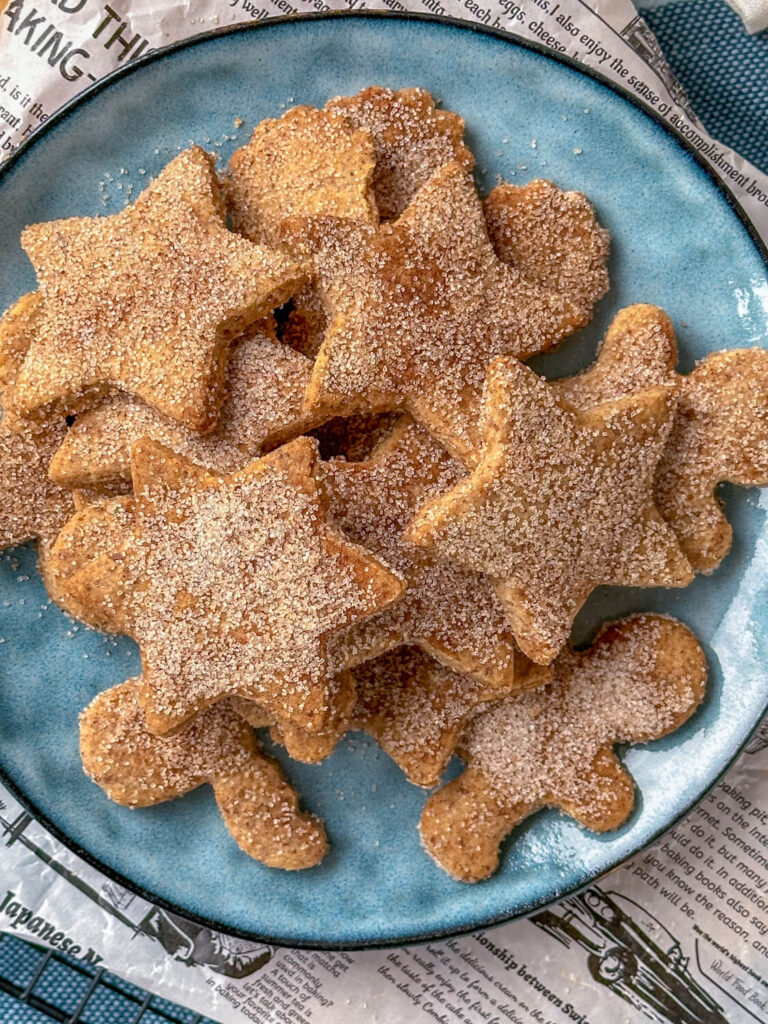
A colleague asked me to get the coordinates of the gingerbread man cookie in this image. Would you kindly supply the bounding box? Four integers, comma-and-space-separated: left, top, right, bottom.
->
80, 679, 328, 870
420, 614, 706, 881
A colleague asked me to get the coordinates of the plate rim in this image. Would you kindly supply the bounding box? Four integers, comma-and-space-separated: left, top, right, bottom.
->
2, 10, 767, 951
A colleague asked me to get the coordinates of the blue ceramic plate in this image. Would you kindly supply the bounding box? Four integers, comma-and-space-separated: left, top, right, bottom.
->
1, 13, 767, 949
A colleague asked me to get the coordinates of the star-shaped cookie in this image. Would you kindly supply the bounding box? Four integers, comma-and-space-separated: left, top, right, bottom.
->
325, 86, 474, 220
323, 417, 520, 690
49, 322, 319, 490
7, 147, 305, 431
290, 161, 584, 462
554, 306, 768, 572
408, 357, 693, 664
420, 614, 706, 881
60, 436, 403, 735
81, 678, 328, 870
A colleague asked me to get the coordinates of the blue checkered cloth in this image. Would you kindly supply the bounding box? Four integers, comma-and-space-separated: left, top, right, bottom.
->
639, 0, 768, 173
2, 3, 766, 1020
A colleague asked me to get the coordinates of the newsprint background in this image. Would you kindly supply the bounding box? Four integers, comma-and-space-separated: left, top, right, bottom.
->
2, 2, 768, 1022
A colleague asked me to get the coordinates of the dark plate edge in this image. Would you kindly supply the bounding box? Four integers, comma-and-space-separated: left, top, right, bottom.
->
1, 9, 767, 951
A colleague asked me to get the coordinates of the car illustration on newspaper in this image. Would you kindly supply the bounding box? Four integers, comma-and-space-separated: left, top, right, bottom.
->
532, 886, 728, 1024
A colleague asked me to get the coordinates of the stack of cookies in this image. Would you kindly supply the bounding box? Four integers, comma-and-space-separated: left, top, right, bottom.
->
2, 88, 767, 882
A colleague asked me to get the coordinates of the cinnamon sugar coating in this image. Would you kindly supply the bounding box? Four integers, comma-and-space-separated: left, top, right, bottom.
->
49, 322, 320, 489
554, 304, 678, 408
0, 292, 40, 389
325, 86, 474, 220
654, 349, 768, 571
353, 646, 549, 788
233, 670, 357, 765
323, 417, 520, 690
7, 147, 305, 432
420, 614, 706, 882
0, 294, 74, 561
292, 161, 583, 462
45, 496, 135, 629
556, 306, 768, 572
58, 437, 403, 735
484, 178, 609, 323
228, 105, 377, 246
408, 358, 693, 664
80, 679, 328, 870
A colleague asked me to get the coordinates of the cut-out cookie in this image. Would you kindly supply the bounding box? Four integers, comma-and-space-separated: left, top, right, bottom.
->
45, 496, 135, 630
353, 646, 550, 788
292, 161, 583, 462
483, 179, 609, 323
0, 409, 73, 558
232, 670, 357, 765
80, 679, 328, 870
420, 614, 706, 881
310, 410, 401, 462
553, 304, 678, 408
654, 350, 768, 572
325, 86, 474, 220
58, 437, 403, 735
323, 417, 520, 690
408, 358, 693, 664
7, 147, 304, 432
0, 294, 74, 559
0, 292, 40, 389
280, 283, 329, 360
228, 105, 377, 246
49, 323, 319, 489
554, 307, 768, 572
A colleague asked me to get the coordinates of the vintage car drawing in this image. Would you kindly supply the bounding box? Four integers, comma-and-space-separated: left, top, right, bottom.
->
532, 886, 728, 1024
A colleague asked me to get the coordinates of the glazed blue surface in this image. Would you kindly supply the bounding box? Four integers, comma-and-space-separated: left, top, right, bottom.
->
1, 16, 767, 948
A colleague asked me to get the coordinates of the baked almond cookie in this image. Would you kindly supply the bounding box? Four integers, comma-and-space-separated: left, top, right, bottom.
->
554, 307, 768, 572
7, 147, 305, 432
80, 679, 328, 870
292, 161, 582, 462
323, 417, 521, 691
408, 358, 693, 664
420, 614, 706, 882
228, 105, 377, 246
353, 646, 550, 788
49, 322, 319, 490
483, 179, 609, 324
59, 436, 403, 735
325, 86, 474, 220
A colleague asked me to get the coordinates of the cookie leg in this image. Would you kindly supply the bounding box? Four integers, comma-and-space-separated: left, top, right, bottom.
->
420, 767, 534, 883
557, 749, 636, 831
212, 755, 328, 870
